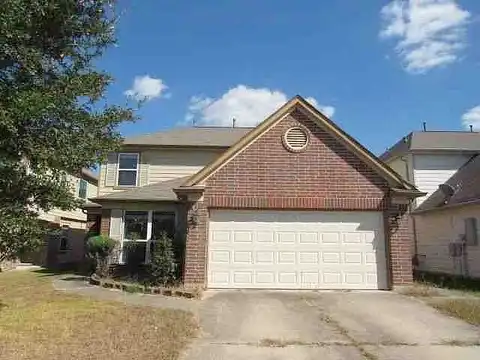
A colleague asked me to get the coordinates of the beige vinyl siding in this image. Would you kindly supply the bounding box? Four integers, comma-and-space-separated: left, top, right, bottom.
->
386, 157, 408, 180
98, 148, 224, 196
39, 175, 98, 228
146, 149, 223, 183
413, 154, 470, 206
415, 205, 480, 278
87, 180, 98, 199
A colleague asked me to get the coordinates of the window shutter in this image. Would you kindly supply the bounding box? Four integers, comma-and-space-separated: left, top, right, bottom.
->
139, 153, 149, 186
109, 209, 123, 263
105, 153, 117, 187
109, 209, 123, 241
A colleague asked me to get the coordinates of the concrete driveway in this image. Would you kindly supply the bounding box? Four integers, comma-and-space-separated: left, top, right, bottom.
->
182, 290, 480, 360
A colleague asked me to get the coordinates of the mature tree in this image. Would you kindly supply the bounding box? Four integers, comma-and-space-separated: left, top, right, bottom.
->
0, 0, 134, 263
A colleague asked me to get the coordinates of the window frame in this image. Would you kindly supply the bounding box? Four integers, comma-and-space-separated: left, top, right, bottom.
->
78, 179, 88, 199
120, 210, 177, 264
116, 153, 139, 187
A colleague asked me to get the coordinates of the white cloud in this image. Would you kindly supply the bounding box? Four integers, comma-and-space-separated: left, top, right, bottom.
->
462, 106, 480, 130
380, 0, 470, 73
186, 85, 335, 127
124, 75, 168, 101
305, 97, 335, 118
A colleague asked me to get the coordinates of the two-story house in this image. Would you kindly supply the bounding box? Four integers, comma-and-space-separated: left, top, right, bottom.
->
2, 169, 98, 270
381, 131, 480, 278
86, 96, 422, 291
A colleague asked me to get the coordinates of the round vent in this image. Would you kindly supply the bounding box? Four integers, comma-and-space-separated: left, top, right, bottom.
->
283, 127, 309, 152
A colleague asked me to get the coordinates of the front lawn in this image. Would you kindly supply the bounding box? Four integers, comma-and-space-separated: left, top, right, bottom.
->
400, 282, 480, 326
0, 271, 196, 360
431, 299, 480, 326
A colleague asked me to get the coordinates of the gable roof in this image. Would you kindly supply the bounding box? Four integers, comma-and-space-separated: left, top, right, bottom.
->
91, 177, 189, 202
380, 131, 480, 162
414, 155, 480, 213
123, 127, 252, 148
180, 96, 419, 194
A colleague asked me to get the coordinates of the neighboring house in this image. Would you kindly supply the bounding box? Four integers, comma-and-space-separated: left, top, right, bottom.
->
381, 131, 480, 278
380, 131, 480, 206
413, 155, 480, 278
19, 168, 99, 268
86, 96, 422, 290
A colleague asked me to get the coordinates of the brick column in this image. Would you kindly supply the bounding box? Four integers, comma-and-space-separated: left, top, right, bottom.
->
387, 204, 414, 286
183, 201, 208, 286
100, 209, 111, 236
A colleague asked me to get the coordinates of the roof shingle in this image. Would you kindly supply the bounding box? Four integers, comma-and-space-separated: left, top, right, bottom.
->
91, 177, 189, 202
414, 155, 480, 213
123, 127, 252, 147
380, 131, 480, 161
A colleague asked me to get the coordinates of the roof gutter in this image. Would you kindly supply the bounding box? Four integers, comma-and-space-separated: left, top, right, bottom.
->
413, 198, 480, 215
390, 188, 426, 198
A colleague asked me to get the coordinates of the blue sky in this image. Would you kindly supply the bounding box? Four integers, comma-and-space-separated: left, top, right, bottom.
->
98, 0, 480, 155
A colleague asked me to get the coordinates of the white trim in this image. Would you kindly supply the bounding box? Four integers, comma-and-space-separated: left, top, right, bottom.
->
145, 210, 153, 262
197, 113, 290, 185
283, 126, 309, 152
119, 210, 176, 264
117, 152, 139, 187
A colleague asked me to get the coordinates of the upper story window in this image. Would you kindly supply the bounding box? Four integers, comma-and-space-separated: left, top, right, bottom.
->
117, 153, 139, 186
78, 179, 88, 199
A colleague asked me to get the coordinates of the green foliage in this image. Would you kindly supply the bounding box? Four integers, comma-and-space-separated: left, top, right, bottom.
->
147, 233, 177, 287
124, 284, 143, 293
86, 235, 116, 258
86, 235, 116, 277
123, 241, 145, 280
0, 0, 135, 260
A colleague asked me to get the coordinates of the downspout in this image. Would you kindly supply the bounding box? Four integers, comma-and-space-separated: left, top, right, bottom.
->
400, 156, 419, 266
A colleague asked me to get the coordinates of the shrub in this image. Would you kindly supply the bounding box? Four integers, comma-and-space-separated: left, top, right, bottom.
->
86, 235, 116, 277
123, 241, 145, 280
147, 232, 177, 286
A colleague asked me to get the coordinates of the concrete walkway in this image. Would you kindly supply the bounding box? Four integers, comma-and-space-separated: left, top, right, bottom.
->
53, 276, 198, 312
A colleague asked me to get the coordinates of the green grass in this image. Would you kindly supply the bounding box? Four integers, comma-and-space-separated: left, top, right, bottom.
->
398, 283, 441, 298
431, 298, 480, 326
0, 271, 197, 360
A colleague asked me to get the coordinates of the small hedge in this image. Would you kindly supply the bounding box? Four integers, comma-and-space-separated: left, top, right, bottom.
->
89, 274, 201, 299
414, 270, 480, 292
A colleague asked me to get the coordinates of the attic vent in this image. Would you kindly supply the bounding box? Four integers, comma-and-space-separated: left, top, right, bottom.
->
283, 127, 309, 152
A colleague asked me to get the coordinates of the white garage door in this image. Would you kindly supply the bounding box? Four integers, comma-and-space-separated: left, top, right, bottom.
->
208, 210, 388, 290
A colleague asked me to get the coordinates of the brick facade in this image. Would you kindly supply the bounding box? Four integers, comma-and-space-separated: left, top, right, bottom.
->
205, 109, 389, 209
100, 209, 111, 236
183, 107, 414, 288
386, 204, 414, 285
182, 202, 209, 284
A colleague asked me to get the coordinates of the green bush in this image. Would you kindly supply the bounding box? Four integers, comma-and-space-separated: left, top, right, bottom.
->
147, 232, 177, 286
86, 235, 116, 277
123, 241, 145, 280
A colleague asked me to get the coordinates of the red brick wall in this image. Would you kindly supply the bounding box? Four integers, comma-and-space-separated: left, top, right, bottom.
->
100, 209, 111, 236
205, 109, 389, 210
183, 107, 413, 287
86, 214, 101, 235
183, 202, 209, 284
386, 204, 414, 285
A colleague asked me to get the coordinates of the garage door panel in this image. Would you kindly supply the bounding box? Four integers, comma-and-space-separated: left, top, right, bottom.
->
208, 210, 387, 290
